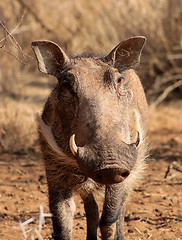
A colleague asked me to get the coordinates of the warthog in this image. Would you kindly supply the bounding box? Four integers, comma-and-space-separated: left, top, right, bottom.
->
32, 36, 148, 240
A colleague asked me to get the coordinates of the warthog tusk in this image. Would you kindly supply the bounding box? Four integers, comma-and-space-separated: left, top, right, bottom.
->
135, 131, 142, 149
69, 134, 78, 156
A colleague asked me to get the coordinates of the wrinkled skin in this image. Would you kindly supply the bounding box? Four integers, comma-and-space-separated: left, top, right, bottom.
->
32, 36, 148, 240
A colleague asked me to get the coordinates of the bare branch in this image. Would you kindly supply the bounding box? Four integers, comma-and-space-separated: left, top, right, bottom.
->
1, 45, 28, 66
0, 9, 31, 65
153, 79, 182, 106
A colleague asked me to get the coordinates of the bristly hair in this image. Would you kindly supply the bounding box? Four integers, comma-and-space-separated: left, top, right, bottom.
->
72, 52, 104, 60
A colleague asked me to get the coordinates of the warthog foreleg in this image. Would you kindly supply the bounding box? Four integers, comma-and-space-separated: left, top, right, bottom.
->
81, 193, 99, 240
100, 184, 127, 240
48, 188, 75, 240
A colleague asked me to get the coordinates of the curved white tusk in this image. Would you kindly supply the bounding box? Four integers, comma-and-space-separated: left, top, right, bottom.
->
69, 134, 78, 156
135, 131, 142, 149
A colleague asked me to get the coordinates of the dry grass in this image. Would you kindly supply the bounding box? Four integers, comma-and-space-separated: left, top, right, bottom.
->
0, 0, 181, 153
0, 100, 38, 153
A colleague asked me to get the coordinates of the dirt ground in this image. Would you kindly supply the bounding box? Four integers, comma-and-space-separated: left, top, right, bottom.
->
0, 103, 182, 240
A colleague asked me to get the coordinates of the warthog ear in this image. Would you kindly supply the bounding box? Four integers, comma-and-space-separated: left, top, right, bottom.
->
32, 41, 69, 76
104, 36, 146, 69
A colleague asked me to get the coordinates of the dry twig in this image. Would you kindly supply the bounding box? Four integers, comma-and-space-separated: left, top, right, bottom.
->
164, 162, 182, 178
153, 79, 182, 107
0, 9, 30, 65
13, 205, 52, 240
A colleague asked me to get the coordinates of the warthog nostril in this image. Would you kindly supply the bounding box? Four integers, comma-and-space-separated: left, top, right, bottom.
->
97, 174, 103, 181
91, 167, 130, 185
120, 170, 130, 178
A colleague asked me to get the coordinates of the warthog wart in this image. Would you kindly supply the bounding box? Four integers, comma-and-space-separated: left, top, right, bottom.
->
32, 36, 148, 240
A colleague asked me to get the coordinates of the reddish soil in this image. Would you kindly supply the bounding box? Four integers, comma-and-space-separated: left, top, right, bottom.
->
0, 104, 182, 240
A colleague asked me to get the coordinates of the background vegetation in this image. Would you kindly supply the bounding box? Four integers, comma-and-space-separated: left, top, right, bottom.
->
0, 0, 182, 153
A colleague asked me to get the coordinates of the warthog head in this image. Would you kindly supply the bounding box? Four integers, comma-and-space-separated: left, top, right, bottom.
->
32, 37, 147, 185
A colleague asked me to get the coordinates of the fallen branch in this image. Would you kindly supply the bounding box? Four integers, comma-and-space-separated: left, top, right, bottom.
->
164, 162, 182, 178
13, 205, 52, 240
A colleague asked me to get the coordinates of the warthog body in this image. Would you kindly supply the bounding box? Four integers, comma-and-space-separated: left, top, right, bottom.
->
32, 36, 148, 240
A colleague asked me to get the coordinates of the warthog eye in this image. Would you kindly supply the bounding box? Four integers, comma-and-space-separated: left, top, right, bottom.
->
116, 76, 125, 84
115, 76, 125, 96
59, 71, 75, 90
62, 80, 72, 90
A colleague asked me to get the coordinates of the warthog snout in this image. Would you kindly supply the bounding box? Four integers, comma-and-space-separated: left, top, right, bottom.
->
70, 134, 135, 184
90, 164, 130, 184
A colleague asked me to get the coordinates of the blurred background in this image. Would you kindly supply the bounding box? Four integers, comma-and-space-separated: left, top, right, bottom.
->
0, 0, 182, 153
